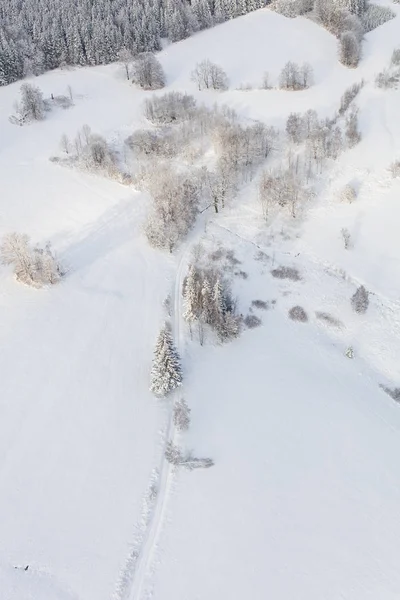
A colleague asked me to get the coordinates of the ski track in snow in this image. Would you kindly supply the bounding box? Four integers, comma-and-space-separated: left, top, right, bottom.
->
126, 245, 190, 600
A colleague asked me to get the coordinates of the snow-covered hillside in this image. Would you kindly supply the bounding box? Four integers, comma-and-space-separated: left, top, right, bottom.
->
1, 4, 400, 600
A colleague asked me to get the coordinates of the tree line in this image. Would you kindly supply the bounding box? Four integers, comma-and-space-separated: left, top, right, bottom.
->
0, 0, 268, 86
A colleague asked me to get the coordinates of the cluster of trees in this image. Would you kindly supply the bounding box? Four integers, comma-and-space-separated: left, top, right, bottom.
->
183, 263, 241, 344
142, 165, 200, 252
0, 233, 63, 287
279, 61, 313, 90
150, 325, 182, 397
259, 84, 362, 220
10, 83, 73, 126
57, 125, 126, 180
0, 0, 269, 86
191, 59, 229, 91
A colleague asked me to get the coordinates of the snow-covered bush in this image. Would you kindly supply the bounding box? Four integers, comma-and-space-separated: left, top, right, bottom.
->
351, 285, 369, 314
361, 4, 395, 33
279, 61, 313, 90
144, 92, 197, 124
340, 183, 357, 203
341, 227, 352, 249
244, 314, 262, 328
0, 233, 63, 287
173, 398, 191, 431
271, 267, 301, 281
252, 299, 269, 310
391, 48, 400, 66
288, 305, 308, 322
165, 442, 214, 469
150, 325, 182, 397
375, 69, 399, 89
191, 59, 229, 91
126, 128, 180, 157
339, 31, 361, 68
132, 52, 166, 90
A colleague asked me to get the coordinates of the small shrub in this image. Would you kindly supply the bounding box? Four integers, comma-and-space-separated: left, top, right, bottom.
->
351, 285, 369, 314
244, 314, 262, 329
252, 299, 269, 310
288, 305, 308, 322
271, 266, 301, 281
52, 95, 73, 109
315, 312, 342, 328
226, 250, 241, 266
345, 346, 354, 359
341, 227, 352, 249
340, 183, 357, 203
235, 270, 248, 280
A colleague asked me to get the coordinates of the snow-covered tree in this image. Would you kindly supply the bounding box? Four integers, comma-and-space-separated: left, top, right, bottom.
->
150, 326, 183, 397
132, 52, 165, 90
183, 264, 199, 324
18, 83, 45, 122
191, 59, 229, 90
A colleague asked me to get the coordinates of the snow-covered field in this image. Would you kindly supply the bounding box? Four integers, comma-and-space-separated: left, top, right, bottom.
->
1, 3, 400, 600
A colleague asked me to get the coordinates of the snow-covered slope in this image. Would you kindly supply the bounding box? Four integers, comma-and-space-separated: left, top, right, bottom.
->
1, 4, 400, 600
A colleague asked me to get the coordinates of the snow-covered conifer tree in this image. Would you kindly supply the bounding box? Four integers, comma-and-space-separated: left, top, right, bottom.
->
150, 326, 183, 397
183, 265, 199, 324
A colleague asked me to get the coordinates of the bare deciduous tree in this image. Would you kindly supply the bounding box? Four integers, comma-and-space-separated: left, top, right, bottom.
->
173, 398, 191, 431
118, 48, 133, 80
191, 59, 229, 91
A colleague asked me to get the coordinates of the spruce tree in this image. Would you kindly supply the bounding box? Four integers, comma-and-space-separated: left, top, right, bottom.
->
150, 326, 183, 397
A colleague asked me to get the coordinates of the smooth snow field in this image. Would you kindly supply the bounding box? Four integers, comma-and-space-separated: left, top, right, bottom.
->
1, 3, 400, 600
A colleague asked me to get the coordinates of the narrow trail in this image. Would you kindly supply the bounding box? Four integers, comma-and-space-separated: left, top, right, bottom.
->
127, 246, 190, 600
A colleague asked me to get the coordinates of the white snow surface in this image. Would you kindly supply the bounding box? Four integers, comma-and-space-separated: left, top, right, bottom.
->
1, 4, 400, 600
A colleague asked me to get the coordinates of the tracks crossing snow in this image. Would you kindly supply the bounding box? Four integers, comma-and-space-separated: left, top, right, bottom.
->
126, 246, 190, 600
